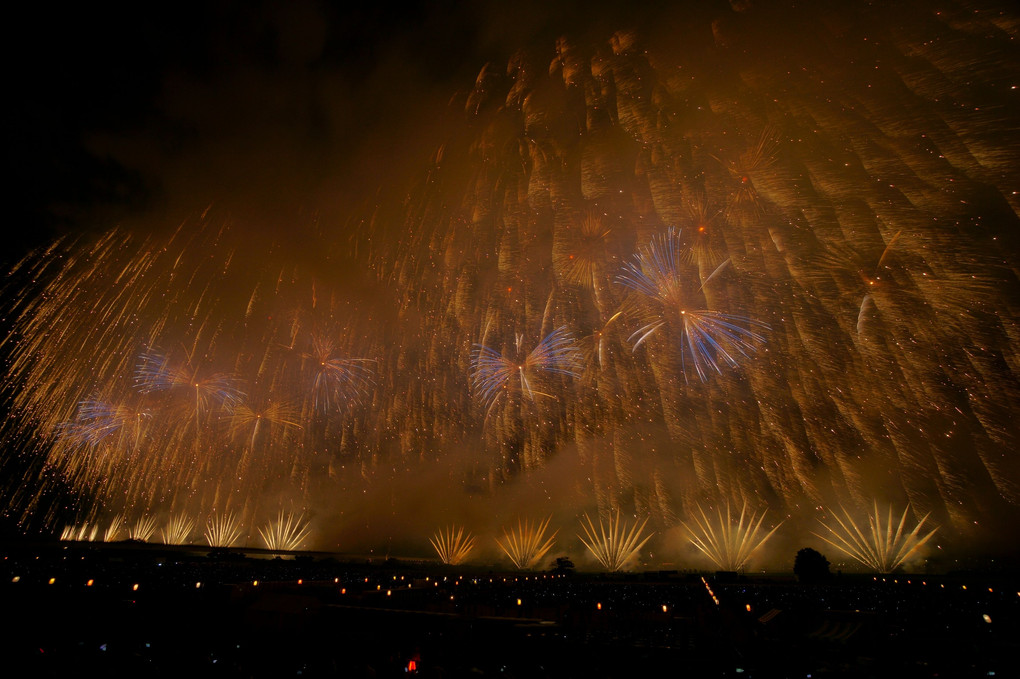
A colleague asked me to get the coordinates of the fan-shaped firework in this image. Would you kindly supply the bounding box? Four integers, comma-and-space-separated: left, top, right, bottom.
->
258, 512, 311, 552
205, 513, 244, 548
495, 516, 558, 570
127, 515, 157, 542
430, 526, 475, 566
814, 504, 938, 573
60, 523, 97, 542
103, 515, 124, 542
161, 514, 195, 545
616, 228, 769, 382
578, 512, 653, 572
682, 504, 782, 572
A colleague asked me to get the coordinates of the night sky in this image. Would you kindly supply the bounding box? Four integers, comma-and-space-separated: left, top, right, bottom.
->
6, 0, 660, 256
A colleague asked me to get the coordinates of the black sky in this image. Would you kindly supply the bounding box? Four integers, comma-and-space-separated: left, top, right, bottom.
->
4, 0, 689, 262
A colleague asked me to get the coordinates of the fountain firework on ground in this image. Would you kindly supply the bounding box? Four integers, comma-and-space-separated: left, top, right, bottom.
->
431, 526, 476, 565
578, 512, 653, 572
259, 512, 312, 552
1, 1, 1018, 553
161, 514, 195, 546
127, 515, 158, 542
204, 512, 244, 548
815, 504, 938, 573
496, 516, 558, 570
682, 503, 782, 572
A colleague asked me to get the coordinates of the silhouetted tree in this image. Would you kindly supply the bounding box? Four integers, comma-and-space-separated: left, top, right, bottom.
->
794, 547, 831, 582
551, 556, 575, 575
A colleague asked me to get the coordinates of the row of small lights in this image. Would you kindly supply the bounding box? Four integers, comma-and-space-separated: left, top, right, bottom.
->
10, 570, 1014, 623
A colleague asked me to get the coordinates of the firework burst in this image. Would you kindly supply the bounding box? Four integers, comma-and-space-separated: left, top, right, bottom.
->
616, 228, 769, 382
681, 503, 782, 571
815, 504, 938, 573
577, 512, 652, 572
495, 516, 558, 570
470, 327, 582, 414
303, 333, 376, 415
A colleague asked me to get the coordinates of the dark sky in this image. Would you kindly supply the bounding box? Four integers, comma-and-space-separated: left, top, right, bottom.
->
4, 0, 687, 260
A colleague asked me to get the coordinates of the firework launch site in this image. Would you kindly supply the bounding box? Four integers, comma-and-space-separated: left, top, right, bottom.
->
3, 540, 1017, 678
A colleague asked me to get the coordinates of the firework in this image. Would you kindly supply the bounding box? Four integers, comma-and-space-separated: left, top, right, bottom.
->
430, 526, 475, 565
616, 228, 769, 382
205, 512, 244, 548
681, 503, 782, 572
258, 511, 311, 552
136, 350, 244, 414
304, 334, 376, 414
470, 327, 582, 413
161, 514, 195, 545
2, 7, 1019, 545
226, 400, 302, 452
0, 217, 379, 532
495, 516, 558, 570
60, 523, 97, 542
57, 399, 151, 449
552, 212, 614, 291
127, 515, 157, 542
103, 515, 124, 542
577, 512, 652, 572
715, 126, 780, 216
814, 504, 938, 573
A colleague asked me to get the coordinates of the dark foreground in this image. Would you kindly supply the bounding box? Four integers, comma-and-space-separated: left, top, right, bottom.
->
2, 542, 1017, 678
